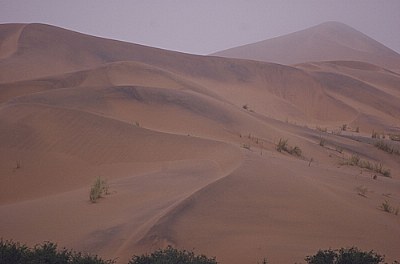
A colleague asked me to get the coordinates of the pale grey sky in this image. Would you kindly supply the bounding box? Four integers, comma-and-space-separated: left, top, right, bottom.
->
1, 0, 399, 54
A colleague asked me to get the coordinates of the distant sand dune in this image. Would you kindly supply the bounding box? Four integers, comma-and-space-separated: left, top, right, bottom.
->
212, 21, 400, 71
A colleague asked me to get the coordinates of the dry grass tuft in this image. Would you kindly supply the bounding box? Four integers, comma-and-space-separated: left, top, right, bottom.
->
341, 155, 391, 177
90, 177, 110, 203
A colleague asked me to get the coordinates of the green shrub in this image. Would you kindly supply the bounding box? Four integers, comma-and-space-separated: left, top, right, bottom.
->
0, 240, 114, 264
0, 239, 29, 264
305, 247, 384, 264
129, 246, 217, 264
90, 177, 109, 203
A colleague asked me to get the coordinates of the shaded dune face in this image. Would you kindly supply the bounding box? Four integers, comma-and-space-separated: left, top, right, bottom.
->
0, 22, 399, 264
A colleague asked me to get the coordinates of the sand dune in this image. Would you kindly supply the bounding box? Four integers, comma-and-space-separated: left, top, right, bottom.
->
212, 21, 400, 72
1, 22, 400, 263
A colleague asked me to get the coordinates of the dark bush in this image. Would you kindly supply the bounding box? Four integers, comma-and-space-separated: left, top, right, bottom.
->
305, 247, 384, 264
129, 246, 217, 264
0, 239, 114, 264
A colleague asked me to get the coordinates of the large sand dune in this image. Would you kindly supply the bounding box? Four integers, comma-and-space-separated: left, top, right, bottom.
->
0, 23, 399, 263
212, 21, 400, 72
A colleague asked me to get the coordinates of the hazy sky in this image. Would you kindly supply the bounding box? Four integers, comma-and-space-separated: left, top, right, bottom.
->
1, 0, 400, 54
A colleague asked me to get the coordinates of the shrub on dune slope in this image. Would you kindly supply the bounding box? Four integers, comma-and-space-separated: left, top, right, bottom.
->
2, 239, 399, 264
0, 239, 114, 264
129, 246, 217, 264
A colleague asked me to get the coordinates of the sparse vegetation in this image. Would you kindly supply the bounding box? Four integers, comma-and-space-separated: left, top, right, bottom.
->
381, 200, 392, 213
289, 146, 302, 156
242, 143, 251, 150
242, 104, 249, 110
129, 246, 217, 264
305, 247, 385, 264
316, 126, 328, 133
374, 140, 400, 155
276, 138, 288, 152
380, 200, 399, 215
89, 177, 110, 203
276, 138, 302, 156
340, 155, 391, 177
341, 124, 347, 131
372, 130, 388, 139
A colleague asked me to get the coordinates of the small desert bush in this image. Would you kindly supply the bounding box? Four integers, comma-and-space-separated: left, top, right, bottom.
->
129, 246, 217, 264
380, 200, 399, 215
0, 239, 114, 264
316, 126, 328, 133
276, 138, 302, 156
381, 200, 392, 213
319, 137, 326, 147
342, 154, 360, 166
90, 177, 109, 203
305, 247, 385, 264
288, 145, 302, 156
242, 143, 251, 150
276, 138, 288, 152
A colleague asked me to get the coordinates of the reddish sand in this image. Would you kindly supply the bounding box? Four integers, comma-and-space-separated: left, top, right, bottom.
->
0, 23, 399, 263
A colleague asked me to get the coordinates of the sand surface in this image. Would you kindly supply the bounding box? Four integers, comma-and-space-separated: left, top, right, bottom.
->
0, 23, 399, 263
